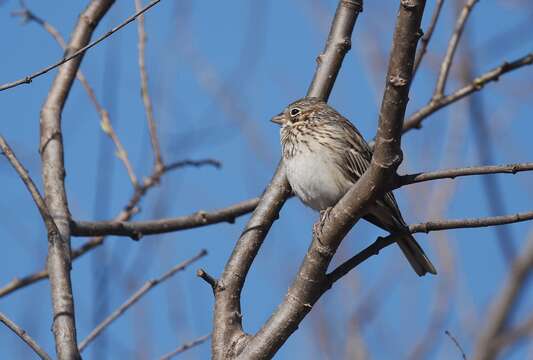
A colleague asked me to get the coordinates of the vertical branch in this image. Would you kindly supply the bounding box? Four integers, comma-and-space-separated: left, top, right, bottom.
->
433, 0, 478, 98
211, 1, 363, 359
39, 1, 114, 359
135, 0, 164, 172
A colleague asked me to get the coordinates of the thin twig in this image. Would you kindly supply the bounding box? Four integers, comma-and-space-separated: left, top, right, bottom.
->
326, 211, 533, 284
0, 312, 53, 360
196, 269, 219, 292
445, 330, 467, 360
434, 0, 479, 97
69, 162, 533, 239
0, 136, 59, 237
12, 5, 139, 187
134, 0, 164, 171
70, 197, 258, 238
0, 157, 218, 298
159, 334, 210, 360
403, 52, 533, 132
413, 0, 444, 76
0, 0, 162, 91
79, 250, 207, 352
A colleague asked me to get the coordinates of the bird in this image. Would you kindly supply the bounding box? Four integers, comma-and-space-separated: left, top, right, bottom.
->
271, 97, 437, 276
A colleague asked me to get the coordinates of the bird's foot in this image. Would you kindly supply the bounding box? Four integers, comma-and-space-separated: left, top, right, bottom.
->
313, 207, 333, 237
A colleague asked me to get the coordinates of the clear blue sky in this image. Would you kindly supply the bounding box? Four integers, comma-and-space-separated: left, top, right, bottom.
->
1, 1, 532, 359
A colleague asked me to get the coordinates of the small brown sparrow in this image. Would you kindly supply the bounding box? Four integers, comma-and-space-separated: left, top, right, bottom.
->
272, 97, 436, 276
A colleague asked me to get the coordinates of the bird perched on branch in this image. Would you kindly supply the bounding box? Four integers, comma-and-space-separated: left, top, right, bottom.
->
271, 97, 436, 276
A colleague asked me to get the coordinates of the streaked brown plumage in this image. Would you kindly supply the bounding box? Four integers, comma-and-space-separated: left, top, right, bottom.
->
272, 97, 437, 276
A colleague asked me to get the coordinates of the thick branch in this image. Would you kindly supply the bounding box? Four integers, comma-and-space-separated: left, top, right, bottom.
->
79, 250, 206, 351
0, 312, 53, 360
404, 52, 533, 133
237, 2, 425, 359
39, 2, 114, 358
211, 2, 363, 358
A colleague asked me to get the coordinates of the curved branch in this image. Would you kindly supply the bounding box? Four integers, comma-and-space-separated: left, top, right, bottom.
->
412, 0, 444, 76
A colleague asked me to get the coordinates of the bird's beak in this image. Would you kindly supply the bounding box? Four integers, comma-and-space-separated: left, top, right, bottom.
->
271, 113, 285, 125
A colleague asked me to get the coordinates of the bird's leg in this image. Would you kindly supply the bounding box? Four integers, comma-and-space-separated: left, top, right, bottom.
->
313, 207, 333, 238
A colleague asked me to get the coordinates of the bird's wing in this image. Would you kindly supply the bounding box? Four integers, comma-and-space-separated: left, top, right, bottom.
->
335, 117, 408, 228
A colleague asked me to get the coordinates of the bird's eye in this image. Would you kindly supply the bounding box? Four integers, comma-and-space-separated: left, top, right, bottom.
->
290, 108, 301, 117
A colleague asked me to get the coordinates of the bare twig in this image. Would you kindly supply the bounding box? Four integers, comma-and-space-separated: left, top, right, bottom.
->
12, 5, 139, 187
434, 0, 479, 97
413, 0, 444, 76
134, 0, 164, 171
70, 162, 533, 238
71, 197, 258, 238
211, 2, 363, 358
445, 330, 467, 360
0, 136, 58, 236
79, 250, 207, 351
159, 334, 211, 360
0, 157, 218, 298
403, 52, 533, 132
326, 211, 533, 285
0, 312, 53, 360
196, 269, 219, 292
0, 0, 162, 91
39, 2, 114, 358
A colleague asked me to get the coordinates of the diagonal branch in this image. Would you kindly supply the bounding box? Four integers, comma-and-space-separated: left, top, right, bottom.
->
412, 0, 444, 76
79, 250, 207, 351
210, 2, 363, 358
0, 0, 162, 91
237, 2, 425, 359
12, 5, 139, 187
134, 0, 164, 171
0, 157, 219, 298
433, 0, 479, 97
159, 334, 211, 360
0, 312, 53, 360
403, 52, 533, 133
327, 211, 533, 284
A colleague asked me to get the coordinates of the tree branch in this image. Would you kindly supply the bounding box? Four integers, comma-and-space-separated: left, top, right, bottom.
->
39, 2, 114, 358
79, 250, 207, 352
159, 334, 211, 360
134, 0, 164, 171
0, 0, 162, 91
237, 2, 425, 359
0, 312, 53, 360
69, 161, 533, 239
12, 4, 139, 187
210, 2, 363, 358
403, 52, 533, 133
327, 211, 533, 284
412, 0, 444, 76
434, 0, 479, 97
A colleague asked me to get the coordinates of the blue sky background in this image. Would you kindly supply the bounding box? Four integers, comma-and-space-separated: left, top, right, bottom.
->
1, 0, 532, 359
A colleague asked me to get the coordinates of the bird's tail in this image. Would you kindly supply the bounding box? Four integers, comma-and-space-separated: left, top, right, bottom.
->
397, 233, 437, 276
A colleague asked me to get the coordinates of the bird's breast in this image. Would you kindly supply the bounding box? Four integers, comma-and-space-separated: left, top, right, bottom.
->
284, 145, 351, 211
